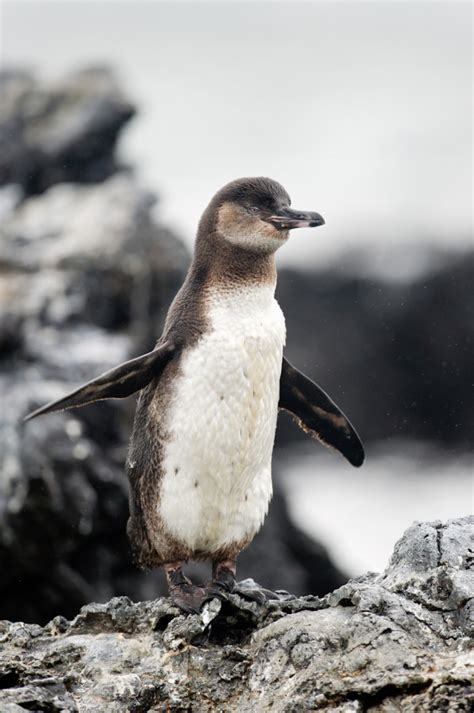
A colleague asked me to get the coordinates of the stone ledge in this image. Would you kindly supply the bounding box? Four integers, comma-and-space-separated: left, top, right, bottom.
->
0, 516, 472, 712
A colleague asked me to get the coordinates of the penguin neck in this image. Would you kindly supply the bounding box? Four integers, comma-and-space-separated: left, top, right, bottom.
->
191, 231, 278, 293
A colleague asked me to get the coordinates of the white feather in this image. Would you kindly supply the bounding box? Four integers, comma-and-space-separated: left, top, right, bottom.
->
159, 284, 286, 554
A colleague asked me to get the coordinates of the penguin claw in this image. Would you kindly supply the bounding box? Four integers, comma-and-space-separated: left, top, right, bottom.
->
203, 581, 232, 601
204, 577, 281, 606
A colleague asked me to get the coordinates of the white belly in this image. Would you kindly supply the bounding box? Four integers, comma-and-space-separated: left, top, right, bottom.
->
159, 285, 286, 553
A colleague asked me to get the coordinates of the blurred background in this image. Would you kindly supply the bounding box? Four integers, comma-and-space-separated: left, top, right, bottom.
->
0, 0, 472, 624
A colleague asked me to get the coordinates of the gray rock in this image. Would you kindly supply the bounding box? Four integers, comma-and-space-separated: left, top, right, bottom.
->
0, 173, 188, 341
0, 517, 471, 712
0, 172, 189, 625
276, 253, 474, 449
0, 67, 134, 194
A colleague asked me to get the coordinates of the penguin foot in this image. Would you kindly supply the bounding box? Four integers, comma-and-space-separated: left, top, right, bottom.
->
206, 560, 235, 599
170, 582, 208, 614
205, 562, 281, 606
204, 559, 236, 600
204, 581, 233, 601
165, 562, 208, 614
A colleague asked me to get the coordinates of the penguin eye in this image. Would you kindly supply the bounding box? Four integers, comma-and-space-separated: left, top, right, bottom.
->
247, 205, 260, 215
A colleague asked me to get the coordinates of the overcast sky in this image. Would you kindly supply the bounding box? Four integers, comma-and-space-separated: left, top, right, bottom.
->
1, 1, 472, 269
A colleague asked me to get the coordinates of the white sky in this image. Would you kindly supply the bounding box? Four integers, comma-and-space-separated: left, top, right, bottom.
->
1, 1, 472, 268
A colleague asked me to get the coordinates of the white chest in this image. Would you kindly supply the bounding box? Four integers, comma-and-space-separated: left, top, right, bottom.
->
159, 285, 286, 553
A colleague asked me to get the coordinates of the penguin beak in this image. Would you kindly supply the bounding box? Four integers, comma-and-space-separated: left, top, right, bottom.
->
264, 208, 325, 230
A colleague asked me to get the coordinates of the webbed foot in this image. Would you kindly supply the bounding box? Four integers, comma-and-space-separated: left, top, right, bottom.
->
170, 582, 208, 614
165, 562, 208, 614
204, 560, 235, 600
205, 561, 282, 606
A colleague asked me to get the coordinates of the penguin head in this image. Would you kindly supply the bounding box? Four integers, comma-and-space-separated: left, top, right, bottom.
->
199, 177, 324, 255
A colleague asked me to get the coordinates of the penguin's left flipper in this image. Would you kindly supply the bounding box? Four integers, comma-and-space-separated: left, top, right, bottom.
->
23, 340, 176, 422
279, 357, 365, 467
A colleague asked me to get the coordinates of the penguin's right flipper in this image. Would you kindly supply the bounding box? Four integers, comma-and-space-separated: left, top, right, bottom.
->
23, 340, 176, 422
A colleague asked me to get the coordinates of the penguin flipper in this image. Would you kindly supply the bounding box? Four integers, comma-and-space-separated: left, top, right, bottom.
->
279, 357, 365, 467
23, 340, 176, 422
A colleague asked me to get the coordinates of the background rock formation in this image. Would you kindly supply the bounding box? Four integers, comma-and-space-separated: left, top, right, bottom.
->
0, 517, 472, 712
276, 255, 474, 449
0, 67, 134, 194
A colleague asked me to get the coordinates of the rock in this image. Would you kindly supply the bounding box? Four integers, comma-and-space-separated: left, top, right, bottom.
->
0, 517, 471, 712
0, 67, 134, 195
0, 173, 187, 342
0, 173, 189, 625
277, 252, 474, 449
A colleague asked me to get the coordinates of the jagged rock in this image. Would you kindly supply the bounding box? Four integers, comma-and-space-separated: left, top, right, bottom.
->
0, 517, 471, 712
0, 67, 134, 194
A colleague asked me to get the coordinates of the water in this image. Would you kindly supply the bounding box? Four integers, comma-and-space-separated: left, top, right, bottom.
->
277, 440, 473, 577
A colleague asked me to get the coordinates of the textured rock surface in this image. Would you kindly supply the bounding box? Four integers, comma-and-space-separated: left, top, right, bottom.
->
0, 517, 472, 712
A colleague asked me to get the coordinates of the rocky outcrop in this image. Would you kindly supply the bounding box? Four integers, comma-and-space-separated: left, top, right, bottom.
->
0, 67, 134, 195
277, 253, 474, 450
0, 172, 189, 625
0, 69, 191, 625
0, 517, 472, 712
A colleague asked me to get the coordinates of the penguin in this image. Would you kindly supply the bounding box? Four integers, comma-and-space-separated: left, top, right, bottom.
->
25, 177, 364, 612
